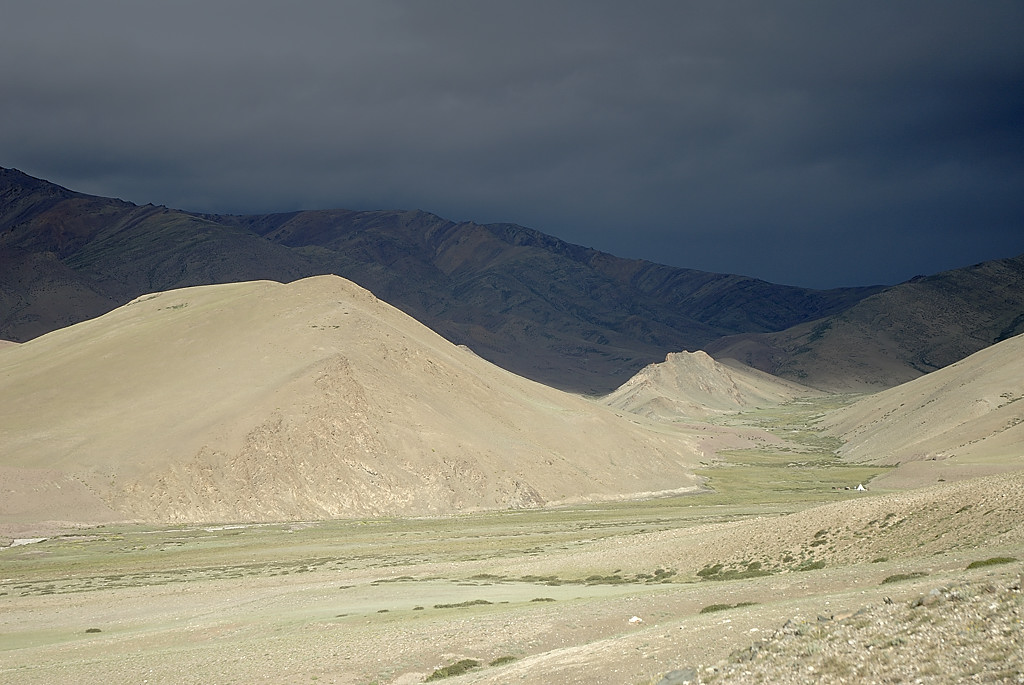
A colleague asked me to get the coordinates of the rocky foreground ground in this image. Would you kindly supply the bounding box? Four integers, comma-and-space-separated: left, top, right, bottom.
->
659, 569, 1023, 685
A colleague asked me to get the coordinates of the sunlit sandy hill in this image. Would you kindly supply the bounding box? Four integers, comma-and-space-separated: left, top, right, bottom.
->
822, 332, 1024, 488
0, 276, 706, 528
601, 349, 819, 420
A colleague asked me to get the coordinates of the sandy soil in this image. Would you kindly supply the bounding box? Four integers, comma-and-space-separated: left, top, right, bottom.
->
2, 470, 1021, 685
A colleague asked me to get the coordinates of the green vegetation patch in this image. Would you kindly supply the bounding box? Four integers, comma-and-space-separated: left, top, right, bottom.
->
966, 556, 1017, 569
797, 560, 826, 572
697, 561, 774, 581
699, 601, 758, 614
433, 599, 493, 609
881, 571, 929, 585
425, 659, 481, 681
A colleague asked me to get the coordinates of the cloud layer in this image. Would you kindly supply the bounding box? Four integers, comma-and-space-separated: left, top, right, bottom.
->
3, 1, 1022, 287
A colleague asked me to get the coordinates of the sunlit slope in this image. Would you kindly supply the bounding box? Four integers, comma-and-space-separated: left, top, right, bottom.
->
821, 333, 1024, 487
601, 349, 819, 420
0, 276, 704, 526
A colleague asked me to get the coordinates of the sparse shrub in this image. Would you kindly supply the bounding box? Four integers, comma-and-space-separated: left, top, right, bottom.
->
700, 603, 733, 614
489, 655, 517, 666
881, 571, 928, 584
966, 556, 1016, 569
697, 563, 724, 578
797, 560, 826, 572
85, 627, 102, 633
652, 568, 677, 582
700, 601, 758, 614
871, 557, 888, 563
433, 599, 492, 609
425, 659, 481, 681
696, 561, 773, 581
530, 597, 556, 602
718, 567, 773, 581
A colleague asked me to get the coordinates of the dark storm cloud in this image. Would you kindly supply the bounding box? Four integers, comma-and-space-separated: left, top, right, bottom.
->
2, 1, 1022, 287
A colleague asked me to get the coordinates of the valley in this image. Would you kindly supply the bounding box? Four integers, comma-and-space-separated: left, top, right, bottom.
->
3, 397, 1020, 684
1, 168, 1022, 683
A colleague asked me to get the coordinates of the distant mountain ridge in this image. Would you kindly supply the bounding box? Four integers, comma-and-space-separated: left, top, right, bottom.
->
0, 167, 882, 392
706, 255, 1024, 392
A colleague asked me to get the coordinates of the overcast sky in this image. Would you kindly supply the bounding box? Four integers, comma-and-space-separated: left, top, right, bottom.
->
3, 2, 1022, 288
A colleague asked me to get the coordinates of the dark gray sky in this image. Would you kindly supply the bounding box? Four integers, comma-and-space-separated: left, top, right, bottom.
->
3, 1, 1022, 288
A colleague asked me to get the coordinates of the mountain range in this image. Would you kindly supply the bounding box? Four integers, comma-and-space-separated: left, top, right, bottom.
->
6, 167, 1023, 394
707, 254, 1024, 391
0, 167, 892, 393
2, 167, 1022, 684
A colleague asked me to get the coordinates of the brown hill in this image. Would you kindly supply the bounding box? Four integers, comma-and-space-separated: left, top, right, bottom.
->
706, 254, 1024, 392
0, 167, 881, 393
0, 276, 712, 528
820, 332, 1024, 488
601, 350, 819, 420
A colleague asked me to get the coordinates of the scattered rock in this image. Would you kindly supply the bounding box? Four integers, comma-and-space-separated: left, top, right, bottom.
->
677, 572, 1024, 684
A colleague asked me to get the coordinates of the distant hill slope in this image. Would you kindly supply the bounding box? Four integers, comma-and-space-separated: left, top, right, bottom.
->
820, 332, 1024, 488
1, 167, 880, 393
0, 276, 712, 527
706, 255, 1024, 392
601, 350, 819, 420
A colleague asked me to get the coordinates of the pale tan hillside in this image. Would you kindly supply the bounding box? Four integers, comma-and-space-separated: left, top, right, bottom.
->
0, 276, 711, 529
821, 333, 1024, 488
601, 349, 819, 421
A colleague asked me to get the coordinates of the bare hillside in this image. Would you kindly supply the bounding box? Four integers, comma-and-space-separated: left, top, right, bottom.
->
820, 333, 1024, 488
707, 254, 1024, 392
0, 276, 710, 528
601, 350, 819, 421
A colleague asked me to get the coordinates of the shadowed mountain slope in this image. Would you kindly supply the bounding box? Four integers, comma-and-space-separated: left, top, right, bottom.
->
0, 276, 709, 527
707, 255, 1024, 392
820, 332, 1024, 488
601, 350, 819, 421
1, 167, 881, 393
